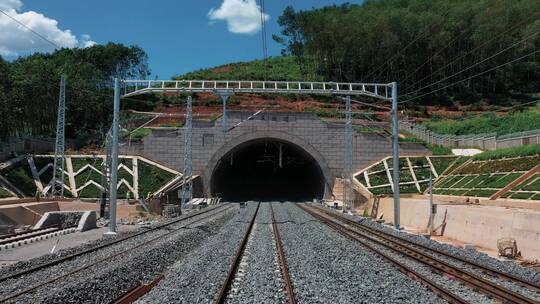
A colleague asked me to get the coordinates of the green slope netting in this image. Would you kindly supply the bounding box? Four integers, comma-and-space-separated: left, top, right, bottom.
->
355, 156, 458, 196
0, 156, 179, 199
433, 155, 540, 199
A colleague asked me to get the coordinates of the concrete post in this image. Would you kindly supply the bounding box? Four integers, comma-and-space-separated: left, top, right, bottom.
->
391, 82, 400, 229
107, 78, 120, 234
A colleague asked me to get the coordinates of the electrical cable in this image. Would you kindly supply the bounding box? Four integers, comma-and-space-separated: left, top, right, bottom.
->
399, 49, 540, 105
0, 8, 60, 49
401, 10, 540, 95
402, 31, 540, 99
364, 12, 449, 81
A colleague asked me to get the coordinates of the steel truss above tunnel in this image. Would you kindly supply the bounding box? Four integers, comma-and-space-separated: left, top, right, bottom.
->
121, 79, 395, 100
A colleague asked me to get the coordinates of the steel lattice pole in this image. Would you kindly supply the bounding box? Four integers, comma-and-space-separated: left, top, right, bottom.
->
181, 96, 193, 205
51, 75, 66, 197
344, 96, 353, 211
391, 82, 400, 229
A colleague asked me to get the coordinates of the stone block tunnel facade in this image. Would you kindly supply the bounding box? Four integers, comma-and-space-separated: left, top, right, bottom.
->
129, 112, 429, 201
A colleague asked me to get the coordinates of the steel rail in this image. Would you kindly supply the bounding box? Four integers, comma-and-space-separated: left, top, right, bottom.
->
270, 203, 296, 304
0, 225, 61, 244
215, 202, 261, 304
297, 204, 468, 304
300, 204, 540, 304
311, 204, 540, 292
0, 205, 234, 303
0, 204, 230, 283
113, 274, 164, 304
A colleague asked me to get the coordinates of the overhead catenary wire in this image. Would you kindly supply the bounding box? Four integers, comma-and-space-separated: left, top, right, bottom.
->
0, 8, 61, 49
363, 12, 449, 82
401, 30, 540, 99
402, 10, 540, 95
399, 48, 540, 105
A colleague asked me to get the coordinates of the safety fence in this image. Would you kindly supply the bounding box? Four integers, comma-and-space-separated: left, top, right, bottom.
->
400, 120, 540, 150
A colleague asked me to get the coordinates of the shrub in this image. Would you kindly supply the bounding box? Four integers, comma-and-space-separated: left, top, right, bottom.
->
0, 187, 12, 198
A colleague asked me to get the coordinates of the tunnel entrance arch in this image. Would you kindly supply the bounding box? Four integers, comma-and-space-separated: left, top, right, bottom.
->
203, 131, 333, 201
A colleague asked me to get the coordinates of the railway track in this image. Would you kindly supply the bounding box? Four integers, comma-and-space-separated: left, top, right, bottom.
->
0, 204, 234, 303
0, 225, 64, 246
299, 203, 540, 304
270, 203, 296, 304
215, 202, 296, 304
0, 225, 61, 241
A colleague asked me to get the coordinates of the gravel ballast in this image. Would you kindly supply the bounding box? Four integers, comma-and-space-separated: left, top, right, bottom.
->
137, 202, 259, 303
1, 205, 237, 303
319, 204, 540, 301
273, 202, 447, 304
225, 203, 286, 304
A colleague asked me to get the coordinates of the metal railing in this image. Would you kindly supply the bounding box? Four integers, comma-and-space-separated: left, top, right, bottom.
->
400, 120, 540, 150
122, 79, 394, 99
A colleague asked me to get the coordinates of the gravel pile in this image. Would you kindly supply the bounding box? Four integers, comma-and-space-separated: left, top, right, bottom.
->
328, 206, 540, 286
137, 202, 258, 303
1, 205, 235, 303
225, 203, 286, 304
273, 202, 447, 304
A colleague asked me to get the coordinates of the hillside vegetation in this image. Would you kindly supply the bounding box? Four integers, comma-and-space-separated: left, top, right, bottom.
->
174, 0, 539, 110
176, 56, 321, 81
0, 43, 149, 143
423, 103, 540, 136
274, 0, 540, 106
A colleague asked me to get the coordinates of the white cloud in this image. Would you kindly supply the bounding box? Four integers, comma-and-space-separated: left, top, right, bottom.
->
0, 0, 96, 56
80, 34, 96, 48
0, 0, 21, 11
208, 0, 269, 35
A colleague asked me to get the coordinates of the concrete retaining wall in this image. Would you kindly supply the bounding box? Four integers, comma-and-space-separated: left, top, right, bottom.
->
375, 198, 540, 260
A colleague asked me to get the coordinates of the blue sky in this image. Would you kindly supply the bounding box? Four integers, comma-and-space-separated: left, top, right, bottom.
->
1, 0, 357, 79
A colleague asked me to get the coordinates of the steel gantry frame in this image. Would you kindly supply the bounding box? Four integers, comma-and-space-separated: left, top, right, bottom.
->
104, 79, 401, 233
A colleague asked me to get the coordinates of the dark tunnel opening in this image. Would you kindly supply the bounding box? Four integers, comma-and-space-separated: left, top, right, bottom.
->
211, 139, 325, 202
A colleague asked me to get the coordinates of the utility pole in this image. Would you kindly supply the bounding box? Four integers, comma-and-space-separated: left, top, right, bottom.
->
181, 96, 193, 206
51, 75, 66, 198
344, 96, 353, 211
106, 78, 121, 235
391, 82, 400, 229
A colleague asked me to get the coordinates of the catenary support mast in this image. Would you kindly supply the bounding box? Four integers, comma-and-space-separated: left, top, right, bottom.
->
107, 78, 121, 234
391, 82, 400, 229
50, 75, 66, 197
181, 96, 193, 205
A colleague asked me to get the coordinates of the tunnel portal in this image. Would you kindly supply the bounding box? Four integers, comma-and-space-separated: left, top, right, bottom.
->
210, 139, 325, 202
